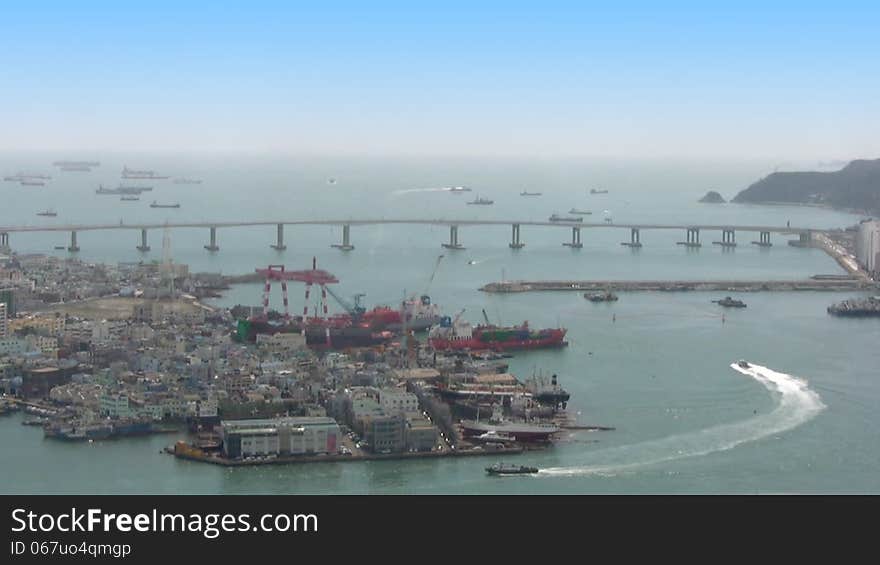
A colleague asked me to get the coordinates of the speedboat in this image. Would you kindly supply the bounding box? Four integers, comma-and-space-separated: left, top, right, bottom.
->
737, 360, 750, 369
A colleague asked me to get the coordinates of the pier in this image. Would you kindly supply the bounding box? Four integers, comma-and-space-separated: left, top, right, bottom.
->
0, 218, 815, 254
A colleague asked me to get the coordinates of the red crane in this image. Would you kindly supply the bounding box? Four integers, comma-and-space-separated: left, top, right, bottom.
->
254, 257, 339, 319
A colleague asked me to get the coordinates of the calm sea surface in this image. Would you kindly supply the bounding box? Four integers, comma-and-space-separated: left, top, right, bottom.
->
1, 153, 877, 493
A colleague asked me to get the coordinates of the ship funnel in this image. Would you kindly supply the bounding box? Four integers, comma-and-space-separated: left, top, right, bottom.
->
551, 374, 557, 385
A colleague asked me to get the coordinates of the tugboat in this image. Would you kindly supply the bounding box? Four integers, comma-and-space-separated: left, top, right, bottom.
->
713, 296, 746, 308
486, 462, 540, 476
585, 291, 618, 302
467, 195, 494, 205
549, 213, 583, 222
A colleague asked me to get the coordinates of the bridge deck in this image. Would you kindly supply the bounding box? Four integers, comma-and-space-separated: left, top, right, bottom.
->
0, 219, 814, 233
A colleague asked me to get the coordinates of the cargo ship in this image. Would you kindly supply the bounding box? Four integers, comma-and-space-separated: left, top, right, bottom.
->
428, 315, 567, 351
53, 161, 100, 167
524, 373, 570, 407
568, 208, 592, 215
358, 294, 442, 332
549, 213, 582, 222
467, 196, 494, 205
122, 166, 169, 179
96, 183, 152, 195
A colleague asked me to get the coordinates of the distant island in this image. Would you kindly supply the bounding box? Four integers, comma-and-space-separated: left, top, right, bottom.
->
699, 191, 726, 203
732, 159, 880, 214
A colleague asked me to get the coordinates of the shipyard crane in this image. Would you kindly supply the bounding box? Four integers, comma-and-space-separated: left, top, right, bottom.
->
325, 287, 367, 319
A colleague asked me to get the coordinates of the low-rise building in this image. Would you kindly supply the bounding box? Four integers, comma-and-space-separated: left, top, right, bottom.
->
220, 416, 341, 459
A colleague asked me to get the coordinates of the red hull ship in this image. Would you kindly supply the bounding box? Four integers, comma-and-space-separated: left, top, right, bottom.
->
427, 315, 567, 352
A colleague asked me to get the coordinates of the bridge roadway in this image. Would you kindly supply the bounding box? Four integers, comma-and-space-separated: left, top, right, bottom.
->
0, 218, 817, 252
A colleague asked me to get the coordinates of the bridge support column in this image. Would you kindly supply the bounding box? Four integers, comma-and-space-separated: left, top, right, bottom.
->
622, 228, 642, 248
563, 226, 582, 248
509, 223, 524, 249
331, 224, 354, 251
137, 228, 150, 252
752, 231, 772, 247
271, 223, 286, 251
0, 232, 8, 250
442, 225, 464, 250
678, 228, 701, 248
68, 230, 80, 252
714, 229, 736, 247
204, 226, 219, 252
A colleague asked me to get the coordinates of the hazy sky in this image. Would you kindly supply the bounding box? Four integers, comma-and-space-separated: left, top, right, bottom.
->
1, 1, 878, 159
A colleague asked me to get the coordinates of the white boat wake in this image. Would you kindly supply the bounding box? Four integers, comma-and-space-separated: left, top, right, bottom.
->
539, 362, 825, 477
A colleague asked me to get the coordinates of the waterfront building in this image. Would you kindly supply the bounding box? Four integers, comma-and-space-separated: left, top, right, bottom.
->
855, 219, 880, 279
362, 413, 407, 453
220, 416, 341, 459
100, 393, 132, 418
0, 303, 6, 338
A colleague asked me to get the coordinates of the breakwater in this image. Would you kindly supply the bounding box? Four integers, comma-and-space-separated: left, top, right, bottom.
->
481, 279, 880, 293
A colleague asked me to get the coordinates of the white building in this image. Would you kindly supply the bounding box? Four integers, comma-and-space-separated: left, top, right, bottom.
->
0, 303, 7, 338
855, 219, 880, 279
220, 417, 341, 458
100, 393, 132, 418
379, 389, 419, 414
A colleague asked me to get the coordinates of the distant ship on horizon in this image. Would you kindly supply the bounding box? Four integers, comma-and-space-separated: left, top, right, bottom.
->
520, 190, 542, 196
122, 166, 169, 179
36, 209, 57, 217
150, 201, 180, 208
173, 177, 203, 184
467, 195, 494, 205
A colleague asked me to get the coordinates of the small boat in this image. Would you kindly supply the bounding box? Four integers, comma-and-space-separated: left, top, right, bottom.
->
520, 190, 542, 196
173, 178, 203, 184
486, 462, 539, 476
467, 196, 494, 205
585, 291, 618, 302
36, 209, 57, 217
737, 360, 751, 369
327, 177, 337, 185
447, 186, 472, 193
549, 213, 582, 222
53, 245, 66, 250
150, 201, 180, 208
569, 208, 592, 215
120, 196, 140, 201
713, 296, 747, 308
590, 188, 609, 194
21, 180, 45, 186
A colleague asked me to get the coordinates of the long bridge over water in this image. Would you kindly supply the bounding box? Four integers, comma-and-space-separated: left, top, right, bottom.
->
0, 218, 817, 253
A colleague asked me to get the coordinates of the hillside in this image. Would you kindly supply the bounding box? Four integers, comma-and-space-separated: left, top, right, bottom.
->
732, 159, 880, 213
